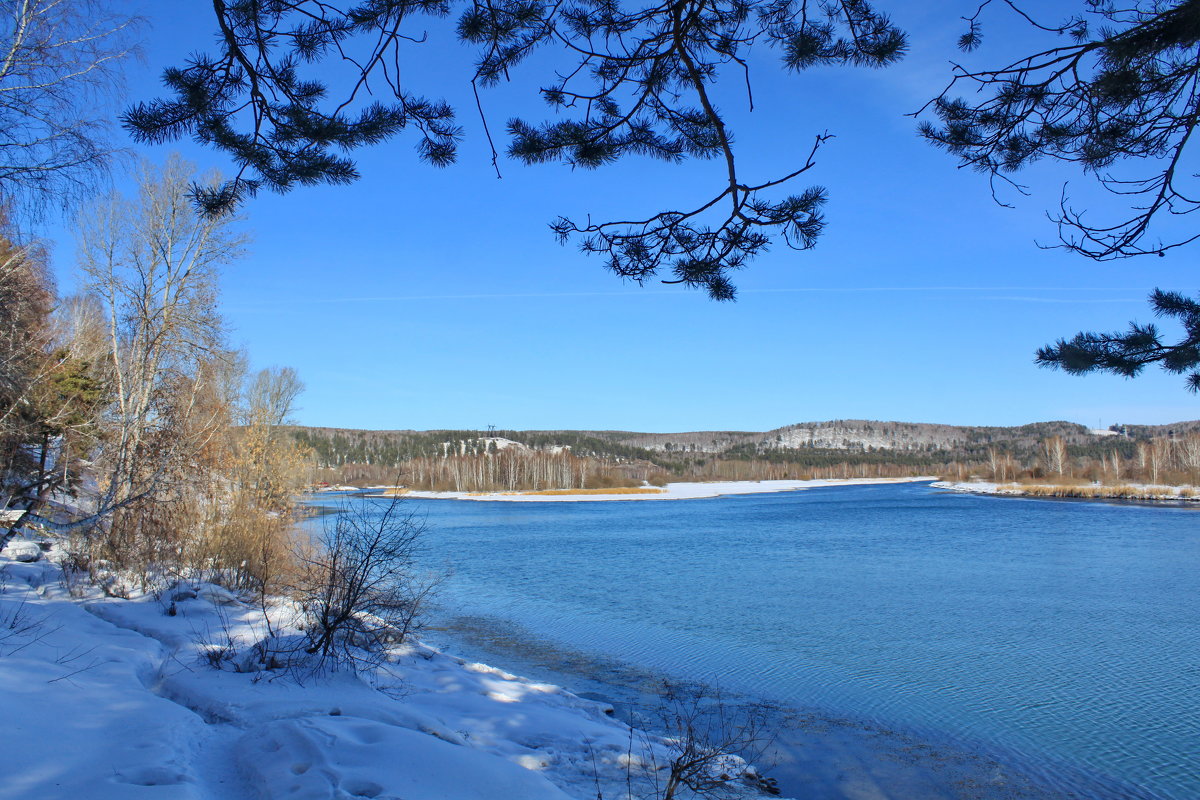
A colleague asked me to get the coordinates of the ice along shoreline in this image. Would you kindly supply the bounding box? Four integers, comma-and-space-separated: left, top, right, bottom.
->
360, 476, 940, 502
424, 608, 1148, 800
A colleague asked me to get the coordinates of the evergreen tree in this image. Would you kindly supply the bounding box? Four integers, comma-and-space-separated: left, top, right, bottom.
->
123, 0, 906, 300
0, 232, 54, 507
920, 1, 1200, 392
1037, 289, 1200, 392
920, 0, 1200, 261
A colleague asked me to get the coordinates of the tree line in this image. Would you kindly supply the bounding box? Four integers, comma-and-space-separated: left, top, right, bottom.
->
298, 424, 1200, 491
360, 450, 663, 492
979, 433, 1200, 487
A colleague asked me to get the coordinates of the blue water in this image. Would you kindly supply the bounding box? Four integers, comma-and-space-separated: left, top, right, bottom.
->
307, 483, 1200, 799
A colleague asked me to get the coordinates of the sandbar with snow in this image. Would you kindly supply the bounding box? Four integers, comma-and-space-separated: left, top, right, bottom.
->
389, 476, 936, 503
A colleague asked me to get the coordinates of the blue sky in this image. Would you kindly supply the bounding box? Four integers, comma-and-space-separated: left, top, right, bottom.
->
46, 2, 1199, 432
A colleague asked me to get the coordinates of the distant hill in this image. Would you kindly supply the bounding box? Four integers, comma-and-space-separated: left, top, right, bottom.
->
283, 419, 1199, 470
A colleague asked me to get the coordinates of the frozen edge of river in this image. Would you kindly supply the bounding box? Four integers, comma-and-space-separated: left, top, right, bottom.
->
377, 476, 940, 503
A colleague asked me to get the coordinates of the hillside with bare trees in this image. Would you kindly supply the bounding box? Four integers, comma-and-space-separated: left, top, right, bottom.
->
287, 419, 1200, 490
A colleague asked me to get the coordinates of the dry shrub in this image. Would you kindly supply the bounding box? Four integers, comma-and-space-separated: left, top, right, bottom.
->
192, 495, 298, 595
291, 497, 439, 672
93, 494, 193, 584
640, 682, 779, 800
1016, 475, 1089, 488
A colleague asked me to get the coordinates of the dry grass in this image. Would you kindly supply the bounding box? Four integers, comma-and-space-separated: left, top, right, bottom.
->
1011, 483, 1198, 500
1013, 476, 1090, 488
378, 488, 410, 496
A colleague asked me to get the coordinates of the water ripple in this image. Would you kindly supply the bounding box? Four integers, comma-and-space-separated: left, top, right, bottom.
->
308, 484, 1199, 800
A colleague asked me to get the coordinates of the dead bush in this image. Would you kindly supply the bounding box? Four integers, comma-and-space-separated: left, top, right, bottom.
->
293, 496, 438, 672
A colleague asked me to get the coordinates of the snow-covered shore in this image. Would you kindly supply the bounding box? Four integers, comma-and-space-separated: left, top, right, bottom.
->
933, 480, 1200, 502
0, 549, 779, 800
389, 476, 937, 503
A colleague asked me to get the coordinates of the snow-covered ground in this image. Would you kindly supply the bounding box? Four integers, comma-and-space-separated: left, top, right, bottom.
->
395, 477, 937, 503
0, 547, 780, 800
933, 480, 1200, 501
931, 481, 1030, 497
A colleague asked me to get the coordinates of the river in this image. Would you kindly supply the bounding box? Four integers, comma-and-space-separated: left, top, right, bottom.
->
306, 481, 1199, 799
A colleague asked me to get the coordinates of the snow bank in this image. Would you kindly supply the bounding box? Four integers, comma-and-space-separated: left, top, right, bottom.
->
931, 480, 1011, 496
240, 716, 574, 800
0, 561, 206, 800
0, 553, 784, 800
1, 538, 42, 562
400, 477, 936, 503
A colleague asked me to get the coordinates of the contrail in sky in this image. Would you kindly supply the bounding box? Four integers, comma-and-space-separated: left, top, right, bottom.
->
227, 285, 1149, 308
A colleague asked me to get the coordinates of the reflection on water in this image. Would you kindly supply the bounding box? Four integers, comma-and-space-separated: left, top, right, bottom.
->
306, 483, 1199, 800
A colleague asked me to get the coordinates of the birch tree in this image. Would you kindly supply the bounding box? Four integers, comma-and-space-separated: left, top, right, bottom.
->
59, 156, 245, 541
1148, 437, 1171, 484
1040, 436, 1068, 477
0, 229, 110, 544
0, 0, 138, 218
1178, 434, 1200, 476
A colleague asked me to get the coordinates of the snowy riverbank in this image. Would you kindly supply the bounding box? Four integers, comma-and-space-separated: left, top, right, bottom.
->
932, 480, 1200, 502
0, 548, 780, 800
385, 477, 938, 503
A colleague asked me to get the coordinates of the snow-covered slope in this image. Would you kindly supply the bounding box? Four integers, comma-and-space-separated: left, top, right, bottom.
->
0, 551, 779, 800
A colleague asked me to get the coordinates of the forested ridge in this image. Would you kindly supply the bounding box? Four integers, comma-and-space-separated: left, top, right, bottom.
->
288, 419, 1200, 466
286, 419, 1200, 489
